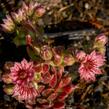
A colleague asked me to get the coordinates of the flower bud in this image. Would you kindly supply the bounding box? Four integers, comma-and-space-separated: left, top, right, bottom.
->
40, 45, 52, 61
1, 15, 15, 32
53, 54, 63, 66
94, 34, 107, 54
2, 74, 12, 84
35, 6, 46, 17
98, 47, 106, 55
12, 9, 26, 23
4, 85, 14, 95
26, 34, 32, 45
95, 34, 108, 46
64, 54, 75, 66
52, 47, 64, 66
4, 62, 14, 71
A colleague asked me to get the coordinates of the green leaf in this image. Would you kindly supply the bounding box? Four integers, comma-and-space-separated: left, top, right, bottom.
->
13, 36, 26, 46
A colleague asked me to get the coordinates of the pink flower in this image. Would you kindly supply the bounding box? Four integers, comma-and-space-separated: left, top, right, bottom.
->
79, 51, 105, 82
1, 15, 15, 32
22, 1, 38, 16
10, 59, 38, 101
12, 9, 26, 23
35, 6, 46, 17
95, 34, 108, 45
10, 59, 34, 85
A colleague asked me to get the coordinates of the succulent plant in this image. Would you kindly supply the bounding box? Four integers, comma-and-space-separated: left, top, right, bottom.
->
1, 1, 108, 109
2, 59, 76, 109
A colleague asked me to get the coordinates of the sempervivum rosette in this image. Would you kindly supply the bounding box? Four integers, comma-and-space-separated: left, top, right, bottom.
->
2, 59, 76, 109
28, 63, 76, 109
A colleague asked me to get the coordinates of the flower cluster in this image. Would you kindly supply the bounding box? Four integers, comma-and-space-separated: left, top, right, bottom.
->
1, 1, 108, 108
2, 32, 107, 108
1, 2, 45, 32
27, 34, 107, 83
29, 44, 76, 67
2, 59, 75, 109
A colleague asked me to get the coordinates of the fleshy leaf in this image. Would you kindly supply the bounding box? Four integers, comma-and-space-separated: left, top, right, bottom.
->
59, 77, 72, 88
42, 63, 49, 73
63, 85, 75, 95
49, 73, 57, 88
37, 98, 48, 104
53, 102, 65, 109
42, 72, 51, 84
58, 92, 68, 101
47, 93, 58, 101
37, 85, 45, 94
42, 88, 53, 96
